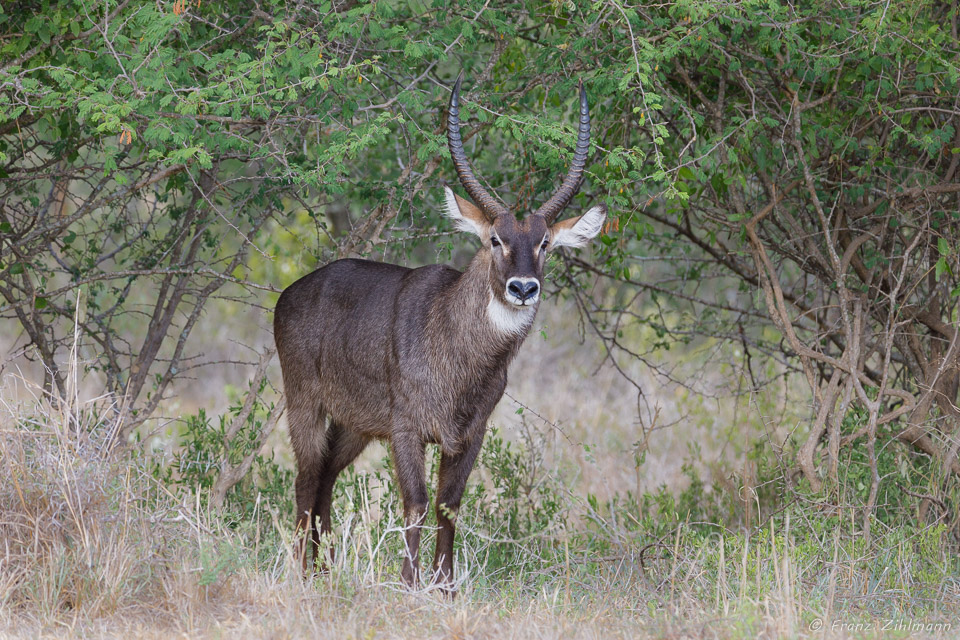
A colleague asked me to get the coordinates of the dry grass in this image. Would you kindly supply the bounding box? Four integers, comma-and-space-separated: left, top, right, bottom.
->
0, 380, 638, 638
2, 358, 958, 639
1, 299, 957, 638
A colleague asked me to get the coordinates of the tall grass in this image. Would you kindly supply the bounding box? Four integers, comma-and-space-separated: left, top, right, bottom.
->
2, 340, 959, 638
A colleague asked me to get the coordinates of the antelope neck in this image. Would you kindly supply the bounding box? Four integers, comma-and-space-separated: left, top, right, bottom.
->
432, 250, 535, 351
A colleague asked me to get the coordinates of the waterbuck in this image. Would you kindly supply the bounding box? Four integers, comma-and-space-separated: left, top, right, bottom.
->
274, 72, 606, 591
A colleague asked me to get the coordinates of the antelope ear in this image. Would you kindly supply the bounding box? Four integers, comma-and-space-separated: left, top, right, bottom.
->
550, 203, 607, 248
443, 186, 490, 237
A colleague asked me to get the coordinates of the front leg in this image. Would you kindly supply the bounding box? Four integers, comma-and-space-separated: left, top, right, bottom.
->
391, 431, 428, 588
432, 430, 485, 594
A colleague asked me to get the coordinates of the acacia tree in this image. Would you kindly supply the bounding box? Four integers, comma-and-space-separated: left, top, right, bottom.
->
0, 1, 402, 437
2, 0, 959, 529
623, 1, 960, 536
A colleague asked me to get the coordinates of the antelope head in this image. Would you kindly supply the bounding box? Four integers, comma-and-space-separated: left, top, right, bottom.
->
443, 73, 607, 317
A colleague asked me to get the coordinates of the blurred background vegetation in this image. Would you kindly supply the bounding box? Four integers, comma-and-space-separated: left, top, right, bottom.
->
2, 0, 960, 636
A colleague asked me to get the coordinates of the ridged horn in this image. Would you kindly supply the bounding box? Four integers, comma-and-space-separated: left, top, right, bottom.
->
447, 71, 508, 221
535, 79, 591, 224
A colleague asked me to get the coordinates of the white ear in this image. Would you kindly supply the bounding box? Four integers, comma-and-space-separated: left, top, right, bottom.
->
550, 204, 607, 248
443, 186, 488, 238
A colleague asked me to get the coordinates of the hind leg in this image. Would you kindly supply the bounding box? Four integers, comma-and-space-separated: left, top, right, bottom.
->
288, 397, 329, 573
391, 431, 428, 588
312, 421, 370, 569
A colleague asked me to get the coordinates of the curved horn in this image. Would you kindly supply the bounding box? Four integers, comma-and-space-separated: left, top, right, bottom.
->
535, 79, 591, 224
447, 71, 508, 221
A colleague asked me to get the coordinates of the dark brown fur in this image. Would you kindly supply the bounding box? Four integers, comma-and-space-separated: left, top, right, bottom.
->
275, 239, 539, 589
274, 75, 605, 592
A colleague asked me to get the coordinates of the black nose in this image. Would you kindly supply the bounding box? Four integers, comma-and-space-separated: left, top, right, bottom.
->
507, 279, 539, 302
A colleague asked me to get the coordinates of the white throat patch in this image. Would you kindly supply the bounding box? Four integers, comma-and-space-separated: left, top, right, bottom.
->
487, 295, 536, 336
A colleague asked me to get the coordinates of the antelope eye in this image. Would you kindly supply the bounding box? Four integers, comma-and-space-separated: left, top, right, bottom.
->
541, 237, 550, 249
490, 235, 501, 247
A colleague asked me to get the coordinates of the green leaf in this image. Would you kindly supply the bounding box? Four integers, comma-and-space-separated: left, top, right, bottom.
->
937, 237, 949, 257
935, 256, 950, 280
403, 41, 423, 59
34, 297, 47, 310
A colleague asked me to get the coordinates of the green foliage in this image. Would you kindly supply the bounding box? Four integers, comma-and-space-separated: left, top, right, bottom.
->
580, 418, 960, 620
460, 425, 568, 575
153, 395, 293, 523
3, 0, 957, 399
158, 394, 566, 577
